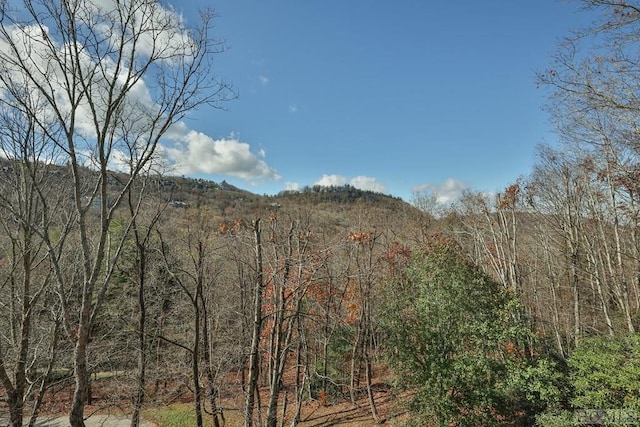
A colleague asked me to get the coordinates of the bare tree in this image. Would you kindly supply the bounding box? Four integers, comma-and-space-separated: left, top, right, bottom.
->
245, 217, 265, 427
0, 80, 66, 427
0, 1, 232, 425
345, 229, 384, 422
125, 178, 167, 427
538, 0, 640, 337
158, 207, 226, 427
529, 146, 588, 347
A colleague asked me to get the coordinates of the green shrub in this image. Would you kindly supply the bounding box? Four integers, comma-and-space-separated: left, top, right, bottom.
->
380, 240, 547, 426
569, 334, 640, 411
536, 334, 640, 426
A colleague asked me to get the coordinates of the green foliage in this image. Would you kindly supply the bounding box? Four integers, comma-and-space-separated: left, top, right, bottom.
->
310, 324, 354, 401
380, 239, 545, 426
536, 335, 640, 426
276, 183, 403, 206
144, 404, 243, 427
508, 358, 568, 412
569, 334, 640, 410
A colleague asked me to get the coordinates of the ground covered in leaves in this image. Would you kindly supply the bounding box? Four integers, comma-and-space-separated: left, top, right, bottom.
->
1, 372, 409, 427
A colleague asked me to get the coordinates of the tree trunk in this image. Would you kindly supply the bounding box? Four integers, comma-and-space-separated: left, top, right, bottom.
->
245, 218, 264, 427
201, 296, 222, 427
193, 242, 205, 427
364, 351, 379, 423
349, 323, 363, 405
363, 307, 379, 423
28, 318, 61, 427
291, 320, 306, 426
130, 243, 147, 427
5, 389, 23, 427
70, 320, 91, 427
570, 248, 580, 348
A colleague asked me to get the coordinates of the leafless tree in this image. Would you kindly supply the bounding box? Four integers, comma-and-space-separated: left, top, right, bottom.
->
0, 78, 66, 427
345, 228, 385, 423
245, 217, 264, 427
0, 1, 232, 425
538, 0, 640, 337
125, 178, 167, 427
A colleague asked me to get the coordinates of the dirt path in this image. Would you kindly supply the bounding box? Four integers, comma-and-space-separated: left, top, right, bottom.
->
1, 415, 155, 427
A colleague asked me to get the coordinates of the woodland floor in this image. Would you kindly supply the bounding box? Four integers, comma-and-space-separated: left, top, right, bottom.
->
1, 373, 409, 427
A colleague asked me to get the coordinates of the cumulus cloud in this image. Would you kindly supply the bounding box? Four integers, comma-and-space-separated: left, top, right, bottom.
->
0, 1, 202, 163
162, 131, 280, 181
284, 182, 301, 191
89, 0, 197, 64
412, 178, 469, 204
0, 5, 277, 184
349, 176, 387, 193
315, 174, 348, 187
315, 174, 387, 193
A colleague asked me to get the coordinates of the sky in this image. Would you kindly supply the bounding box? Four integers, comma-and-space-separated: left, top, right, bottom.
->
168, 1, 596, 202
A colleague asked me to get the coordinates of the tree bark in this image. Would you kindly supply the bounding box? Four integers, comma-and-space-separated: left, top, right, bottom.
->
245, 218, 264, 427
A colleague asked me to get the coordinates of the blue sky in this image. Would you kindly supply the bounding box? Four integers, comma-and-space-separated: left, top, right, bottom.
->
173, 0, 594, 202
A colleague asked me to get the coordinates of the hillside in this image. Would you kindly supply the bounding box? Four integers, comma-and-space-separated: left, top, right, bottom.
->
4, 163, 640, 427
144, 174, 414, 213
134, 174, 426, 234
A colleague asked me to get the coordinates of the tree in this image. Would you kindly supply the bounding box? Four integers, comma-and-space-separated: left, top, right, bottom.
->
0, 1, 232, 425
345, 229, 384, 422
261, 210, 326, 427
381, 237, 534, 426
159, 207, 225, 427
539, 0, 640, 336
527, 147, 589, 350
306, 228, 352, 407
0, 70, 67, 427
125, 179, 167, 427
244, 217, 264, 427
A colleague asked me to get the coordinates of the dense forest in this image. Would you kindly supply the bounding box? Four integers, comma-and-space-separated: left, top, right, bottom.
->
2, 0, 640, 426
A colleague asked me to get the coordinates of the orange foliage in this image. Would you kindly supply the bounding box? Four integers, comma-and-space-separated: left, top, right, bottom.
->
318, 390, 328, 406
231, 218, 243, 233
346, 302, 360, 324
217, 218, 244, 234
384, 241, 411, 273
497, 183, 520, 209
348, 231, 371, 244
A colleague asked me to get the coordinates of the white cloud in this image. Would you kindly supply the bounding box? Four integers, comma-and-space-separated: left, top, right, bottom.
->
412, 178, 469, 204
288, 104, 298, 113
349, 176, 387, 193
315, 174, 348, 187
259, 75, 269, 85
315, 174, 387, 193
90, 0, 195, 63
0, 5, 195, 169
0, 24, 271, 182
162, 131, 280, 181
284, 182, 300, 191
0, 12, 272, 183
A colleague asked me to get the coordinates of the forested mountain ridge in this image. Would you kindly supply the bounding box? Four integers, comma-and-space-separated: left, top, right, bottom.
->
4, 158, 640, 427
4, 0, 640, 426
136, 172, 412, 215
